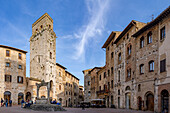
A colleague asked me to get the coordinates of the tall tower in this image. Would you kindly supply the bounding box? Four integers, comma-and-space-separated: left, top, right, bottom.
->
30, 13, 57, 82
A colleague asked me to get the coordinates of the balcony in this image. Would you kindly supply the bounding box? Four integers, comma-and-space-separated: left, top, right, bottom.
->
96, 89, 109, 95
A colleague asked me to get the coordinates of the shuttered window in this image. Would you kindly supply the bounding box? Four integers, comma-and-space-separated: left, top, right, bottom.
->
5, 75, 12, 82
160, 59, 166, 72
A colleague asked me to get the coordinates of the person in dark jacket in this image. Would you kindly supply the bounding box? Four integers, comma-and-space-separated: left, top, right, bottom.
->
1, 98, 4, 107
21, 99, 25, 108
9, 100, 12, 107
5, 99, 8, 107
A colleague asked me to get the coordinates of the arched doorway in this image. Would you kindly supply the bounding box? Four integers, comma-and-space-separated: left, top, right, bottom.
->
18, 93, 24, 105
161, 90, 169, 113
138, 96, 142, 110
118, 97, 120, 108
125, 93, 131, 109
68, 98, 71, 107
26, 92, 31, 101
146, 92, 154, 111
66, 100, 67, 107
4, 91, 11, 102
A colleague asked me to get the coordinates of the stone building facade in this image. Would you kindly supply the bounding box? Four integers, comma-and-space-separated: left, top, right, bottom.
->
133, 6, 170, 112
78, 85, 84, 103
0, 45, 27, 105
0, 13, 80, 106
83, 69, 92, 102
83, 6, 170, 113
113, 20, 146, 109
90, 67, 102, 100
26, 13, 80, 107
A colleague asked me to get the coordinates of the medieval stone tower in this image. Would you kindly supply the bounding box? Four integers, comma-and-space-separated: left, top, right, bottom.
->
30, 13, 57, 82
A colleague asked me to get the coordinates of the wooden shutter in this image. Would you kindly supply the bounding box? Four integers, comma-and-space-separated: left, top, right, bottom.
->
17, 76, 19, 83
10, 75, 12, 82
5, 75, 6, 81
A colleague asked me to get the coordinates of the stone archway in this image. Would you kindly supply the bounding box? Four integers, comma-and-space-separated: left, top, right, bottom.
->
161, 89, 169, 113
18, 92, 24, 105
4, 91, 11, 102
26, 92, 31, 101
36, 80, 51, 103
145, 92, 154, 111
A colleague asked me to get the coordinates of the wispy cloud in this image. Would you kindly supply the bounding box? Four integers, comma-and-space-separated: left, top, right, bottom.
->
60, 0, 111, 61
72, 0, 110, 61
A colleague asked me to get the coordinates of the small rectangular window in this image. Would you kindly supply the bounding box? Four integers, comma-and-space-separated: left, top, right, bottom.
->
147, 32, 152, 44
18, 65, 22, 69
18, 53, 22, 59
140, 64, 144, 74
17, 76, 23, 83
149, 61, 154, 72
160, 27, 165, 40
6, 62, 10, 67
6, 50, 10, 57
140, 37, 144, 48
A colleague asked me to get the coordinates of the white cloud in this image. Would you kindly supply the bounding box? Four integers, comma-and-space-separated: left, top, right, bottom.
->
72, 0, 111, 61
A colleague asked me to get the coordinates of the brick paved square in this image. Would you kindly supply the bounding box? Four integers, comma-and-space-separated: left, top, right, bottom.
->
0, 106, 154, 113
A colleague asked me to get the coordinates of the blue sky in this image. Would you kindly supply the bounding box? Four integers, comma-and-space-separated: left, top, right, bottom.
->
0, 0, 169, 86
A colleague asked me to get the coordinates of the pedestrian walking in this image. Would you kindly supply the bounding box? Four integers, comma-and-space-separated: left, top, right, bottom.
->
21, 99, 25, 108
5, 99, 8, 107
9, 99, 12, 107
1, 98, 4, 107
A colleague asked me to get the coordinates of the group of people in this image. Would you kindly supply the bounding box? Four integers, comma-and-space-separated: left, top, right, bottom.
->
1, 98, 12, 107
21, 99, 33, 108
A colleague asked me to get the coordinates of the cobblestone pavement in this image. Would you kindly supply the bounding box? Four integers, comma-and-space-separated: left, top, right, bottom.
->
0, 106, 154, 113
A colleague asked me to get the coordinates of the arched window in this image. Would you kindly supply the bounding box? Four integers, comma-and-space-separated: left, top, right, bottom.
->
140, 36, 144, 48
147, 32, 152, 44
149, 60, 154, 72
50, 52, 52, 59
139, 64, 144, 74
125, 86, 130, 91
118, 90, 120, 95
40, 25, 43, 29
108, 70, 110, 76
138, 84, 141, 92
161, 90, 169, 112
49, 25, 51, 29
